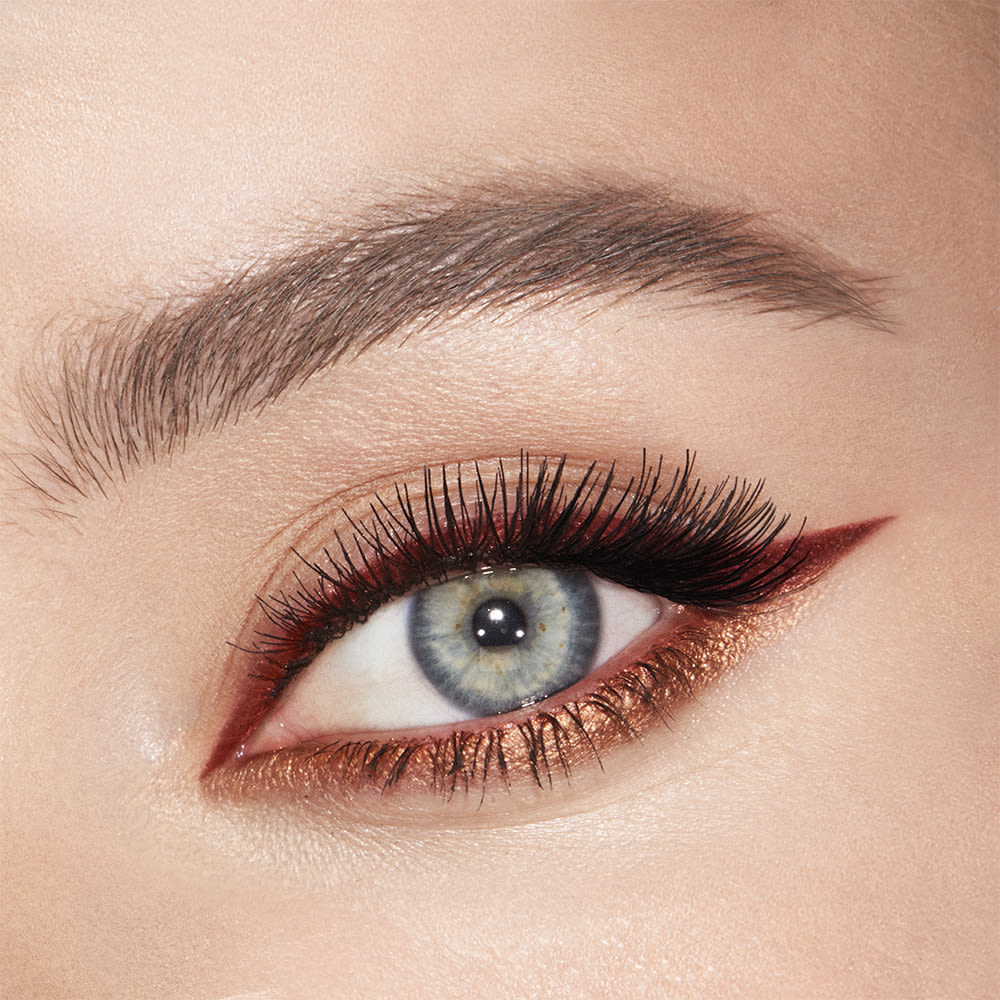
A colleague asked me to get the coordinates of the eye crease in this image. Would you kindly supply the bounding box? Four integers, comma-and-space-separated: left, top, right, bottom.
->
204, 454, 887, 804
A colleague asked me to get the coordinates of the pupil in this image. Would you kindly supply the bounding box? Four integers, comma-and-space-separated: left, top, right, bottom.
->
472, 598, 528, 648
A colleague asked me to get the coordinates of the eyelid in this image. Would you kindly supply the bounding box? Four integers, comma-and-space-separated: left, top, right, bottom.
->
202, 453, 889, 816
201, 594, 829, 828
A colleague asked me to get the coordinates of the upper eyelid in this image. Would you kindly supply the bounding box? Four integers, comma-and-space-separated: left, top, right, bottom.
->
249, 453, 800, 643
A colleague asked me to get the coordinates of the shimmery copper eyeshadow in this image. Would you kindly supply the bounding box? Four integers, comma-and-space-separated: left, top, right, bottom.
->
205, 619, 749, 802
202, 519, 888, 807
204, 452, 882, 777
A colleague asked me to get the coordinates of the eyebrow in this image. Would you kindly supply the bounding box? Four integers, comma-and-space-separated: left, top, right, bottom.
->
12, 177, 887, 508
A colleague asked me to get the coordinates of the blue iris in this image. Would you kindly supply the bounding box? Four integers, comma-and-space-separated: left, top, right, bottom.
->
408, 567, 601, 716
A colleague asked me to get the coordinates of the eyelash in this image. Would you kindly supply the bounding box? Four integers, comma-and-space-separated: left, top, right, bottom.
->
207, 454, 876, 800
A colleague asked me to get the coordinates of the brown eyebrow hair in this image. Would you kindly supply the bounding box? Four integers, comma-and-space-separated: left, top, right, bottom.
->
11, 177, 888, 509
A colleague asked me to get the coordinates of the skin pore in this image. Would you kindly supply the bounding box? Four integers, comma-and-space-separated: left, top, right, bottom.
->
1, 3, 996, 999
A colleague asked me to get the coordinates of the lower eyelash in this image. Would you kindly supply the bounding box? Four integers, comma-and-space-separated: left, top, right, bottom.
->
301, 628, 717, 797
211, 598, 798, 806
211, 624, 724, 803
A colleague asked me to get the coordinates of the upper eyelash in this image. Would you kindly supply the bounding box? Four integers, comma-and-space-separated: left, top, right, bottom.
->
244, 452, 804, 696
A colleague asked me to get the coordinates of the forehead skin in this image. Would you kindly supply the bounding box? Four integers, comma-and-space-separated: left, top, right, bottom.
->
2, 2, 992, 331
0, 3, 997, 999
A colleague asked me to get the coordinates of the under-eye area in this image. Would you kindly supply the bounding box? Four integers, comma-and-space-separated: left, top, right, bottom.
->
203, 453, 885, 809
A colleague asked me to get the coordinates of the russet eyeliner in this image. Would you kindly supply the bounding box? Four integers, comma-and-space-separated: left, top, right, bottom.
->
203, 454, 887, 800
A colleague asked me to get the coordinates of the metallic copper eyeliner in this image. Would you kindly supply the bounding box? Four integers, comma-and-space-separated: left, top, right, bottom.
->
204, 519, 885, 806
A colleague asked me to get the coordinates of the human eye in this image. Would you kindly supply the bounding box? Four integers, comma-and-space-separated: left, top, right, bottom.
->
244, 566, 665, 747
204, 453, 883, 815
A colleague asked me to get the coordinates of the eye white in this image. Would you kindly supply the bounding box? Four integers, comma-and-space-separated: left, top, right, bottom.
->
246, 573, 667, 753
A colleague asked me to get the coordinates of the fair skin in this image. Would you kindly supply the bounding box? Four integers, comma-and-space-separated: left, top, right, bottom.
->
1, 3, 996, 998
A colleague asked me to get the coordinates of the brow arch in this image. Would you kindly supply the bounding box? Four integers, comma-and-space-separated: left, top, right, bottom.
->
10, 176, 889, 510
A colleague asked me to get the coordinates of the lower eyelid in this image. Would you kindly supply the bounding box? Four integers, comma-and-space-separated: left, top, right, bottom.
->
221, 600, 750, 774
201, 605, 774, 823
